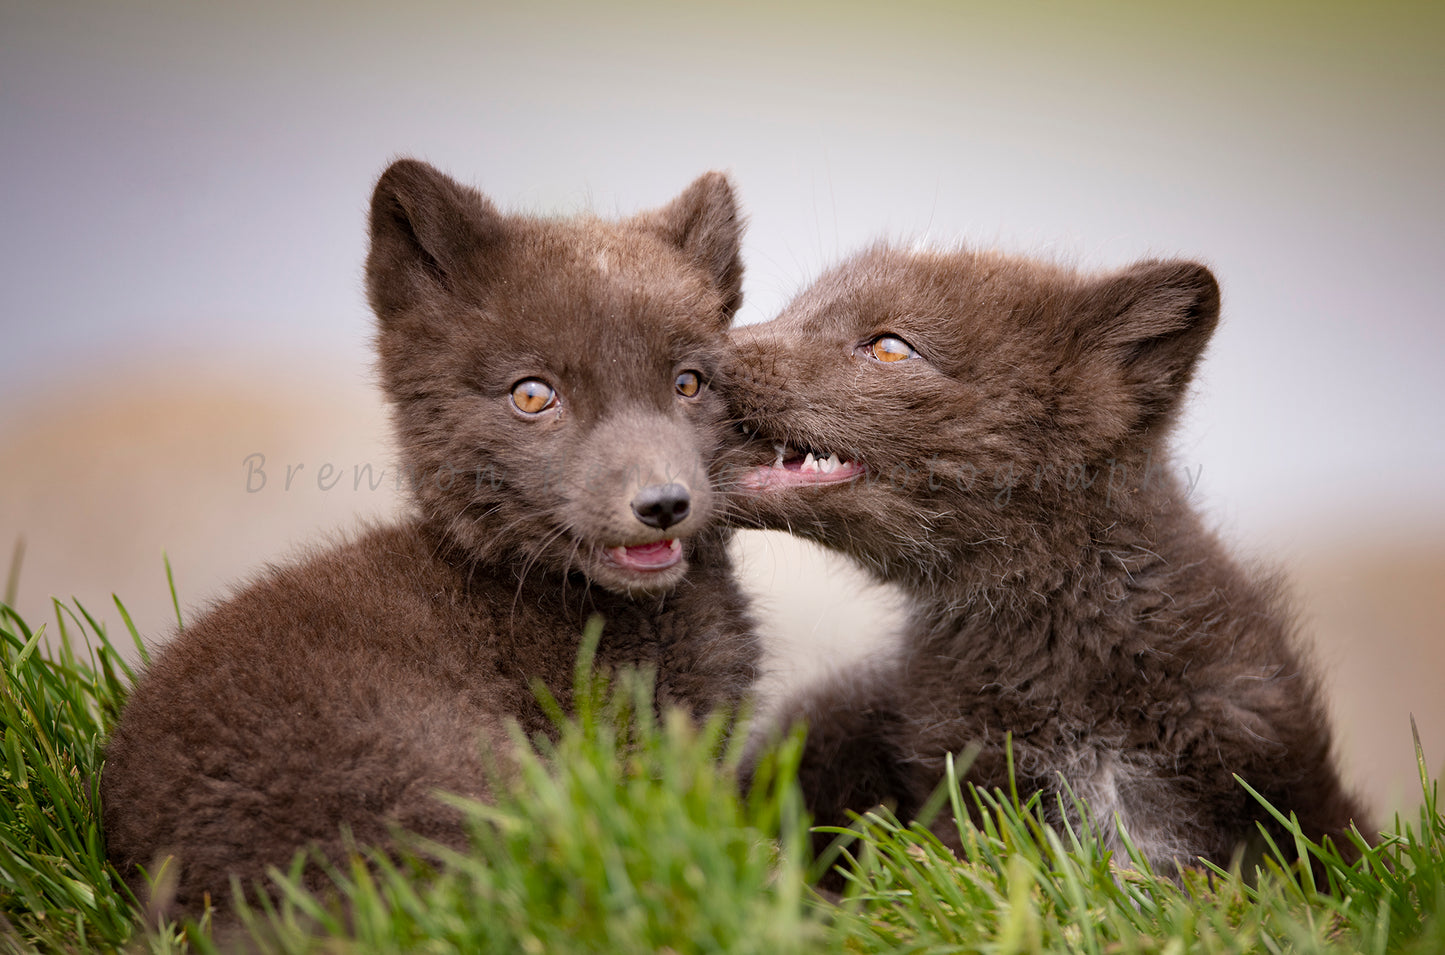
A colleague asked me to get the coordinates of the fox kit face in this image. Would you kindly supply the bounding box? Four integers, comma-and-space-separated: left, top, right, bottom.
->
367, 160, 744, 595
726, 244, 1219, 582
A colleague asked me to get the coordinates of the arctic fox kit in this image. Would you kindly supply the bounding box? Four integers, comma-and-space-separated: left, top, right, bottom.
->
729, 244, 1365, 874
101, 160, 759, 916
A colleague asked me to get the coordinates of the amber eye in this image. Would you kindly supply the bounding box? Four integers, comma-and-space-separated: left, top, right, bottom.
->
510, 378, 557, 415
867, 335, 917, 363
675, 369, 702, 398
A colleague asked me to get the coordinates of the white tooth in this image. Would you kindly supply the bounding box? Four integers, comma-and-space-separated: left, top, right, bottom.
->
801, 452, 818, 473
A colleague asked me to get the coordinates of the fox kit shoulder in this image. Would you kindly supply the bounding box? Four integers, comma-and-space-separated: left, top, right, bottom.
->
729, 243, 1366, 874
101, 161, 759, 917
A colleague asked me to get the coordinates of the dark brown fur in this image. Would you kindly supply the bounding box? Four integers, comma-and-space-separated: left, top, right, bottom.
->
727, 244, 1367, 876
101, 160, 759, 918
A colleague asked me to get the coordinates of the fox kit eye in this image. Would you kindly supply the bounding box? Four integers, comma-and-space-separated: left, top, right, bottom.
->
864, 335, 917, 363
510, 378, 557, 415
675, 370, 703, 398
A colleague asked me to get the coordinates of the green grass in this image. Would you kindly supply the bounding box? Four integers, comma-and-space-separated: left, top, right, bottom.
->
2, 571, 1444, 953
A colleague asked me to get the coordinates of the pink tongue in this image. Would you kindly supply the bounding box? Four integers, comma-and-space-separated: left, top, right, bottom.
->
627, 540, 674, 559
610, 539, 681, 570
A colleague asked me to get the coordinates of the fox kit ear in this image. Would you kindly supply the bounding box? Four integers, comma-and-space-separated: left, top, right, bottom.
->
636, 171, 745, 322
1084, 259, 1221, 432
366, 158, 504, 322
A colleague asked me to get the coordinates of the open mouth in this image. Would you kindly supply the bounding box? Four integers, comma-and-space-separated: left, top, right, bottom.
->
742, 442, 866, 490
603, 538, 684, 572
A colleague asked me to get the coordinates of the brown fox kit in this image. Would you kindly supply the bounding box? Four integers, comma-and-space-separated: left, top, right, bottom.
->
728, 244, 1366, 875
101, 160, 759, 917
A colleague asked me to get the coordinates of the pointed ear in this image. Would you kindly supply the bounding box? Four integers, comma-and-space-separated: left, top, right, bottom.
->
1082, 259, 1221, 432
636, 171, 745, 322
366, 158, 504, 322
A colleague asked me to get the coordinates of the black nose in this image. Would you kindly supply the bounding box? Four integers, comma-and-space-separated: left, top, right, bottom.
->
631, 483, 691, 530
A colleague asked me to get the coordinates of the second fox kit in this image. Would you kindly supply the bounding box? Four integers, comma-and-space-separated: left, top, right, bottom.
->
729, 244, 1365, 873
101, 160, 759, 916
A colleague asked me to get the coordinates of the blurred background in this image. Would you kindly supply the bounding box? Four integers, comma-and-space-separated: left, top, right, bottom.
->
2, 1, 1441, 816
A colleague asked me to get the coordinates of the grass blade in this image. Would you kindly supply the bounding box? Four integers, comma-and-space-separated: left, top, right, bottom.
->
4, 537, 23, 608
